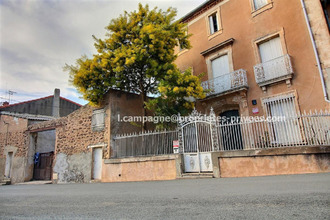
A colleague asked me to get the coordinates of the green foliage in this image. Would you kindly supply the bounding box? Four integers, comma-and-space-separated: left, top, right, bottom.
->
145, 68, 206, 129
65, 4, 191, 106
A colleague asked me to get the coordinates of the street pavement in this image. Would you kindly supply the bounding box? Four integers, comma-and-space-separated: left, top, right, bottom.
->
0, 173, 329, 219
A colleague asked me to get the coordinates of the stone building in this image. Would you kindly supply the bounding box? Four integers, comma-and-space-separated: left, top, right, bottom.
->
0, 90, 147, 184
0, 89, 81, 184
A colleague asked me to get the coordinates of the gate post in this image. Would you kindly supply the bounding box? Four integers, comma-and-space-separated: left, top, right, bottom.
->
210, 107, 219, 152
177, 113, 184, 154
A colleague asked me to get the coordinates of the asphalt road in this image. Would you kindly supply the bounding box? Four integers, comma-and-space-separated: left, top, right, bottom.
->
0, 173, 329, 220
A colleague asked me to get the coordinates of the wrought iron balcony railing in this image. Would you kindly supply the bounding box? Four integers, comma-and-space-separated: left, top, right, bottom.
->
254, 54, 293, 86
201, 69, 248, 97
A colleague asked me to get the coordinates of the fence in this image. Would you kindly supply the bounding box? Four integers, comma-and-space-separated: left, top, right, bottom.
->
112, 130, 178, 158
217, 111, 330, 151
112, 110, 329, 158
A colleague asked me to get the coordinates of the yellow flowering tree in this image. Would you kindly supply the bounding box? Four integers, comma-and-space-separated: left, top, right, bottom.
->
146, 68, 206, 129
65, 4, 191, 123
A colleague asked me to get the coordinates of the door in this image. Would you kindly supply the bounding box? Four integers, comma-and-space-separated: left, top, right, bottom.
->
93, 148, 102, 180
33, 152, 53, 180
5, 152, 13, 178
183, 122, 213, 173
219, 110, 243, 150
211, 54, 230, 93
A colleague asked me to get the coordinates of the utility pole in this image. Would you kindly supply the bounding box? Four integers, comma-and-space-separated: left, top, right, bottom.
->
7, 90, 16, 104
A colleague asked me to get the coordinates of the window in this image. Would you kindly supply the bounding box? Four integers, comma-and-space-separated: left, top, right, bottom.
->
208, 13, 218, 35
258, 37, 283, 63
263, 93, 302, 144
211, 54, 231, 94
257, 36, 287, 82
211, 54, 229, 78
253, 30, 293, 88
92, 109, 105, 131
253, 0, 268, 10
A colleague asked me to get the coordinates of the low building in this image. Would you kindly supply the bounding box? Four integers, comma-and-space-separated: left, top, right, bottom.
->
0, 89, 81, 184
0, 88, 81, 117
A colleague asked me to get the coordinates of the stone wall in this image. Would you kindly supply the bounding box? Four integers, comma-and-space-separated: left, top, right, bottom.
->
28, 105, 106, 183
55, 105, 105, 155
0, 115, 29, 183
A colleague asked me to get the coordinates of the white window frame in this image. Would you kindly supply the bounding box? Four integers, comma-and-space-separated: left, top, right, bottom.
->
208, 13, 218, 35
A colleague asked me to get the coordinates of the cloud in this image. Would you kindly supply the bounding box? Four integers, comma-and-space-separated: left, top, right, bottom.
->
0, 0, 205, 105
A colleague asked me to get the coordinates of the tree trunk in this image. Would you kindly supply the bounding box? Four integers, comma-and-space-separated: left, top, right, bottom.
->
141, 91, 147, 131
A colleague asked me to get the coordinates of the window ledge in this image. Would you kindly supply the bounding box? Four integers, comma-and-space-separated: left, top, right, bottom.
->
208, 29, 223, 41
252, 2, 273, 17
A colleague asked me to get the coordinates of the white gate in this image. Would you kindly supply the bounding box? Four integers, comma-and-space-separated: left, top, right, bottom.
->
178, 108, 219, 173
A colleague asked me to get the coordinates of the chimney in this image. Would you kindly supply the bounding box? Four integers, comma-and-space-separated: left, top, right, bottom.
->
52, 88, 60, 117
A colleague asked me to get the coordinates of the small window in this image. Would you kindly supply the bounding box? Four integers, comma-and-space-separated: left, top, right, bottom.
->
253, 0, 268, 10
92, 109, 105, 131
208, 13, 218, 35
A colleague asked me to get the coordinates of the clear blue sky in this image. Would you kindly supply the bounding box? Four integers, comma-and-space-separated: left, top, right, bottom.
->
0, 0, 206, 105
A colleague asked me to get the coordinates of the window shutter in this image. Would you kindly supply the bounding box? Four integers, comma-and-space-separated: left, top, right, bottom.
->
211, 54, 230, 78
259, 37, 283, 62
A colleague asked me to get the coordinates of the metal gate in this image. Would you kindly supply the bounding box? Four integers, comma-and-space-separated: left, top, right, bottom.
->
178, 108, 219, 173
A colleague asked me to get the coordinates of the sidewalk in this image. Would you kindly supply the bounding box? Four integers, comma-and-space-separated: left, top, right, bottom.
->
15, 180, 52, 185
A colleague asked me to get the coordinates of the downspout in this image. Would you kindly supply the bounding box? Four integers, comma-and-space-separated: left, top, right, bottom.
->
300, 0, 330, 103
4, 120, 9, 147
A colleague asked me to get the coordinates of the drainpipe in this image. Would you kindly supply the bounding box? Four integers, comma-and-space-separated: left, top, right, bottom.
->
300, 0, 330, 103
3, 120, 9, 147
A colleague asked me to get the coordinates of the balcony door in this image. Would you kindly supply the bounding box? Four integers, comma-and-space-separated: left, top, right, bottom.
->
258, 37, 286, 81
259, 37, 283, 63
211, 54, 230, 94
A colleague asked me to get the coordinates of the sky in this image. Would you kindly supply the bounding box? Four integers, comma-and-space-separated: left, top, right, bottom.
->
0, 0, 206, 105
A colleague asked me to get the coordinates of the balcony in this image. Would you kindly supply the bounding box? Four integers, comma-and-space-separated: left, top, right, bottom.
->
201, 69, 248, 97
254, 54, 294, 89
